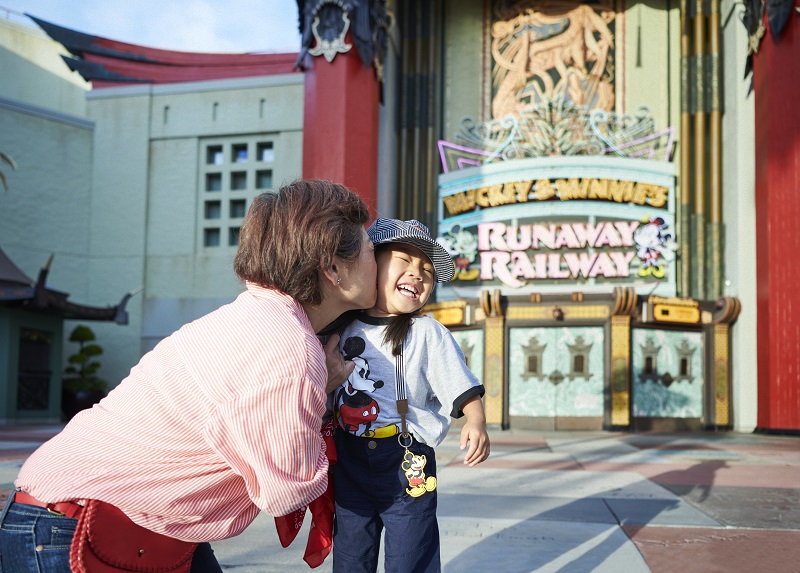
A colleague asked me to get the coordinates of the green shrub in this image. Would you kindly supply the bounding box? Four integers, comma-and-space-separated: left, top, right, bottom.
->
63, 325, 107, 393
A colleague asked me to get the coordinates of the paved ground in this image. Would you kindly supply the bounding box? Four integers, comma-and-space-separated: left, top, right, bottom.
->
1, 425, 798, 572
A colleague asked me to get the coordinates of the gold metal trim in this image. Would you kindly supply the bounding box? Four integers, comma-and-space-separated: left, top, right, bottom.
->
611, 315, 631, 426
507, 305, 610, 321
714, 324, 730, 426
484, 316, 505, 425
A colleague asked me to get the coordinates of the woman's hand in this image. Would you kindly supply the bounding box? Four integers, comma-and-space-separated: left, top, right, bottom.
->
324, 333, 354, 394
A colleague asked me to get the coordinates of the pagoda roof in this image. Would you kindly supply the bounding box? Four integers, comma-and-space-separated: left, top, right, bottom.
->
29, 15, 299, 88
0, 247, 34, 288
0, 248, 134, 324
0, 247, 36, 302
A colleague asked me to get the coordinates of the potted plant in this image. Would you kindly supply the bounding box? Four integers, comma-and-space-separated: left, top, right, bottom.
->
62, 325, 108, 420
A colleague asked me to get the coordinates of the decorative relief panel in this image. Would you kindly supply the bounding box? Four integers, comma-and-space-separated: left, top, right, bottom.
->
632, 328, 704, 418
490, 0, 617, 120
509, 326, 605, 417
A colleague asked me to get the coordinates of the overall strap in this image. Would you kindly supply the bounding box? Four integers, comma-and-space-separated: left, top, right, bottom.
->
394, 346, 409, 437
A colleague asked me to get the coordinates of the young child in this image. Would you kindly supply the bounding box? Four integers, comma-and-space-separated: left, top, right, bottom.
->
332, 218, 490, 573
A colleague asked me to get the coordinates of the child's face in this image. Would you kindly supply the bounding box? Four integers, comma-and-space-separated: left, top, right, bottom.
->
368, 243, 435, 317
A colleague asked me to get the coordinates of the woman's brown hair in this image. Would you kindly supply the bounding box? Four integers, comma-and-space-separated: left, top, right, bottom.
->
234, 179, 370, 305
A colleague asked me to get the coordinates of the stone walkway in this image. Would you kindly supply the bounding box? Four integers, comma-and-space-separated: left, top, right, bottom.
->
1, 425, 798, 572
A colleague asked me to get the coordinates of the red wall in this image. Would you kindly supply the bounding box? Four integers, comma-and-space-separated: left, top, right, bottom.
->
754, 18, 800, 432
301, 49, 379, 216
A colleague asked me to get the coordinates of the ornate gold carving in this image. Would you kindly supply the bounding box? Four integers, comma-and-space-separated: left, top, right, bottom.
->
648, 295, 698, 307
508, 307, 552, 320
611, 315, 630, 426
479, 290, 492, 317
490, 1, 616, 119
424, 300, 467, 326
484, 316, 506, 425
424, 300, 467, 311
712, 296, 741, 325
650, 304, 700, 324
480, 289, 505, 318
308, 5, 353, 62
427, 307, 465, 326
714, 324, 730, 426
491, 289, 503, 317
612, 287, 638, 316
563, 305, 610, 320
645, 295, 701, 325
507, 305, 609, 320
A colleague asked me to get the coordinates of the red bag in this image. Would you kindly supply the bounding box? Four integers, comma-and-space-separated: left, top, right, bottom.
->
69, 499, 198, 573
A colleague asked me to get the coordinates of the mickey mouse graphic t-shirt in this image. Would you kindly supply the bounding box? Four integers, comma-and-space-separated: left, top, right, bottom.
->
334, 313, 484, 446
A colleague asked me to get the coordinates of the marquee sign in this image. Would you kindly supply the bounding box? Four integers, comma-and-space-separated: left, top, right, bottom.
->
436, 156, 678, 298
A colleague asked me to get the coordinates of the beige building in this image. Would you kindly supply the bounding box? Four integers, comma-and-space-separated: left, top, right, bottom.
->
406, 0, 757, 432
0, 16, 305, 421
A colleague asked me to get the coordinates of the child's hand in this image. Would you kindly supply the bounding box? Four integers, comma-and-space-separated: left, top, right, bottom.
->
459, 419, 490, 466
324, 333, 354, 394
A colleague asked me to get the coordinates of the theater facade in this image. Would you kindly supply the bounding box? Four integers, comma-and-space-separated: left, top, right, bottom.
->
387, 0, 748, 431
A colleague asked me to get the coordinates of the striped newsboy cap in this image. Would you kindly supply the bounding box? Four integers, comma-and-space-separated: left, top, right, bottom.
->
366, 218, 455, 282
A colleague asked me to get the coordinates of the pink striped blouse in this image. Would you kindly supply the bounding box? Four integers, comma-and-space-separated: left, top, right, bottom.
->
16, 284, 329, 542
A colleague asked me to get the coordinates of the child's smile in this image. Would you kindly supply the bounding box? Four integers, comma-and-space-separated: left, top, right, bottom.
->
397, 282, 421, 298
368, 243, 435, 317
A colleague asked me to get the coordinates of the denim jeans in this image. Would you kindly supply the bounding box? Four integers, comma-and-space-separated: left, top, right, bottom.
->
0, 490, 223, 573
332, 432, 440, 573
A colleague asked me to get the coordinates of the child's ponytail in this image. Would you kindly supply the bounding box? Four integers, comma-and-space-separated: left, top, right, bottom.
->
382, 313, 417, 356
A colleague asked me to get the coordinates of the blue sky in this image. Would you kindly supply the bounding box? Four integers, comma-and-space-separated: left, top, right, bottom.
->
2, 0, 301, 53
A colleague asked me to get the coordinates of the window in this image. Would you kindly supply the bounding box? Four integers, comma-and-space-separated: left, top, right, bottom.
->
200, 138, 276, 250
206, 145, 224, 165
229, 227, 241, 246
206, 173, 222, 192
257, 170, 273, 190
205, 201, 221, 219
257, 142, 274, 162
232, 143, 248, 163
680, 358, 688, 376
645, 356, 653, 374
231, 172, 247, 190
528, 355, 538, 373
204, 228, 221, 247
573, 355, 584, 374
230, 199, 247, 218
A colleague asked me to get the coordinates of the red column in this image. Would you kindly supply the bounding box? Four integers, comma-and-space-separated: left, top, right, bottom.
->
301, 49, 380, 216
754, 19, 800, 432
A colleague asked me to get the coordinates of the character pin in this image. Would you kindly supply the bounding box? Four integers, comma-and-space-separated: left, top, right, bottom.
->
401, 449, 437, 498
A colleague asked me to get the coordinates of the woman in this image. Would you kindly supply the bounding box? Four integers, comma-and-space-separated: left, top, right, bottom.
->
0, 179, 377, 572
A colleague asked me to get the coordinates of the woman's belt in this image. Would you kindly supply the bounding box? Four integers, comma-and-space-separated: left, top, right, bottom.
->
14, 490, 83, 519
